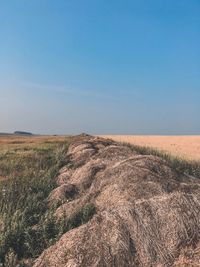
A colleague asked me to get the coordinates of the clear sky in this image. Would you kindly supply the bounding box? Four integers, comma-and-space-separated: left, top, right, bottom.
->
0, 0, 199, 135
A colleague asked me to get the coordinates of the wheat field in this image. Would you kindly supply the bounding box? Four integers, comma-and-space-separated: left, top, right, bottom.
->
102, 135, 200, 161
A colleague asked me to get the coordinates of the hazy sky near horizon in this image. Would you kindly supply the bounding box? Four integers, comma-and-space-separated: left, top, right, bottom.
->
0, 0, 200, 135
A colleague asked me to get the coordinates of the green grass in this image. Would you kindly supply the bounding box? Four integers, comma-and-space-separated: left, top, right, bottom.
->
124, 142, 200, 179
0, 139, 96, 267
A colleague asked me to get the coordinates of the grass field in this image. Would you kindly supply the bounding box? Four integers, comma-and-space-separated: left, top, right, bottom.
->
0, 135, 68, 149
0, 135, 70, 266
0, 135, 69, 181
103, 135, 200, 161
0, 135, 97, 266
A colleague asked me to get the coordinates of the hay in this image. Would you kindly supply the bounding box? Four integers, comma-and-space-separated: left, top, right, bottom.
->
34, 135, 200, 267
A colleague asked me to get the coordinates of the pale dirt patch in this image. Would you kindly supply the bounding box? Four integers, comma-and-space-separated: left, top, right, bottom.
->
102, 135, 200, 161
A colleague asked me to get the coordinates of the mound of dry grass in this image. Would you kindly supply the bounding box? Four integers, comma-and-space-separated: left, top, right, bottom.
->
33, 135, 200, 267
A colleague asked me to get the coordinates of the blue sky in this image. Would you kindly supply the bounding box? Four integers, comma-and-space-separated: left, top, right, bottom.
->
0, 0, 199, 134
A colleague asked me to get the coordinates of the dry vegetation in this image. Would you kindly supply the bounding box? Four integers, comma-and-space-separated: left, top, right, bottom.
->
103, 135, 200, 161
0, 135, 68, 150
34, 135, 200, 267
0, 135, 69, 182
1, 134, 200, 267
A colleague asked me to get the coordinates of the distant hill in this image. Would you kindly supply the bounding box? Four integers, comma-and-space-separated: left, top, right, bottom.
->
14, 131, 33, 136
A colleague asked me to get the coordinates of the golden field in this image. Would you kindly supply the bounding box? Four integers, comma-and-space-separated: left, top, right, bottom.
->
103, 135, 200, 161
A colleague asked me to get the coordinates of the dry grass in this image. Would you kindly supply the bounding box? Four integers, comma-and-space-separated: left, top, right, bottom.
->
102, 135, 200, 161
0, 135, 70, 181
0, 135, 69, 149
34, 135, 200, 267
1, 134, 200, 266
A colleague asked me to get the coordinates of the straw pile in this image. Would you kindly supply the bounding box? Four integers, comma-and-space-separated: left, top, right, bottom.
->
34, 135, 200, 267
